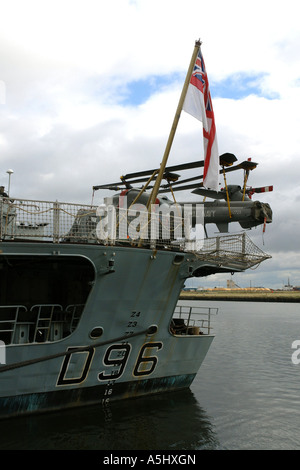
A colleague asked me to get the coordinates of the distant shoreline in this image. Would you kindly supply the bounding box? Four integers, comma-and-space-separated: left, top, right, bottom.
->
179, 290, 300, 303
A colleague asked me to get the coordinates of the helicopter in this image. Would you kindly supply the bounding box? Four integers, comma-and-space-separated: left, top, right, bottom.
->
93, 153, 273, 236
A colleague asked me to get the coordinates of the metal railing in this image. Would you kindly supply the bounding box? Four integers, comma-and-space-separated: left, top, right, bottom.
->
0, 305, 28, 345
0, 196, 271, 269
0, 303, 85, 345
0, 197, 98, 242
171, 304, 218, 335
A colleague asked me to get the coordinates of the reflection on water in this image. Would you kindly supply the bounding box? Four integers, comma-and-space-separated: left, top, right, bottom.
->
191, 300, 300, 450
0, 389, 220, 450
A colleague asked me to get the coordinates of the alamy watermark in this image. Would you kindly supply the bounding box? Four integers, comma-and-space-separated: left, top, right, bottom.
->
95, 196, 205, 248
0, 80, 6, 105
291, 340, 300, 365
0, 340, 6, 365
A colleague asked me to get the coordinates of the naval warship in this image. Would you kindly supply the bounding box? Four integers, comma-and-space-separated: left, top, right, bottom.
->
0, 41, 272, 418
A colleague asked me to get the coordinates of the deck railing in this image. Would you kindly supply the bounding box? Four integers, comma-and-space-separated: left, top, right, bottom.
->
0, 303, 84, 345
171, 304, 219, 335
0, 196, 270, 269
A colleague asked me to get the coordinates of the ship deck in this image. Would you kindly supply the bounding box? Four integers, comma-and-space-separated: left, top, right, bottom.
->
0, 196, 270, 273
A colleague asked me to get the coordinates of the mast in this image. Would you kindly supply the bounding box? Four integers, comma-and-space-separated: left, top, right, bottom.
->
147, 39, 202, 209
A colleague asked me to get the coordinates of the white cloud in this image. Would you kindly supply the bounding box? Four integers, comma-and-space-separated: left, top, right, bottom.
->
0, 0, 300, 288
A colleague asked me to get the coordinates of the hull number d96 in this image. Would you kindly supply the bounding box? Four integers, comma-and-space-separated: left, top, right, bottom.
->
57, 341, 163, 386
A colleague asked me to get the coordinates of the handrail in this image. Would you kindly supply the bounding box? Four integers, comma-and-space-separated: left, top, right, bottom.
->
0, 303, 85, 345
171, 305, 218, 335
0, 196, 271, 270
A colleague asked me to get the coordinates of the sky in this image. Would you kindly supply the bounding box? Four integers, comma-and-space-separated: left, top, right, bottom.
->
0, 0, 300, 289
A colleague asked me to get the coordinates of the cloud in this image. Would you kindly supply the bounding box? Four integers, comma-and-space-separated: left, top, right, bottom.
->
0, 0, 300, 288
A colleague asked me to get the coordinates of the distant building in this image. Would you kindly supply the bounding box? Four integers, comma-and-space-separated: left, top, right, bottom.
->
227, 279, 240, 289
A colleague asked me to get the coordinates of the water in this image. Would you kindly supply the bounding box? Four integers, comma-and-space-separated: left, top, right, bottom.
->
1, 301, 299, 450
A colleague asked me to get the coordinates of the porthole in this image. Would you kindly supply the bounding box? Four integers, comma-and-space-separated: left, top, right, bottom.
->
90, 327, 104, 339
147, 324, 158, 336
173, 254, 185, 265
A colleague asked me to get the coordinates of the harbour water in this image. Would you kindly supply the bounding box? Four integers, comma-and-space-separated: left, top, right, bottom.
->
1, 300, 299, 451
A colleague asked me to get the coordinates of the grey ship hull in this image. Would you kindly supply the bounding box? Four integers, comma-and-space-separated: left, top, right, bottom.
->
0, 195, 270, 419
0, 241, 214, 419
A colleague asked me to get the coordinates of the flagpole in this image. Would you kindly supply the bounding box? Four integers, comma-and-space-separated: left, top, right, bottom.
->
147, 39, 202, 209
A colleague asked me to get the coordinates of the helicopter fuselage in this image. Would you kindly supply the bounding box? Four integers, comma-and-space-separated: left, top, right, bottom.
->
107, 188, 272, 234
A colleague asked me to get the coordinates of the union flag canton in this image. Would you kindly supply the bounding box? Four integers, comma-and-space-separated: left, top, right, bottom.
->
190, 52, 206, 93
193, 52, 213, 113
